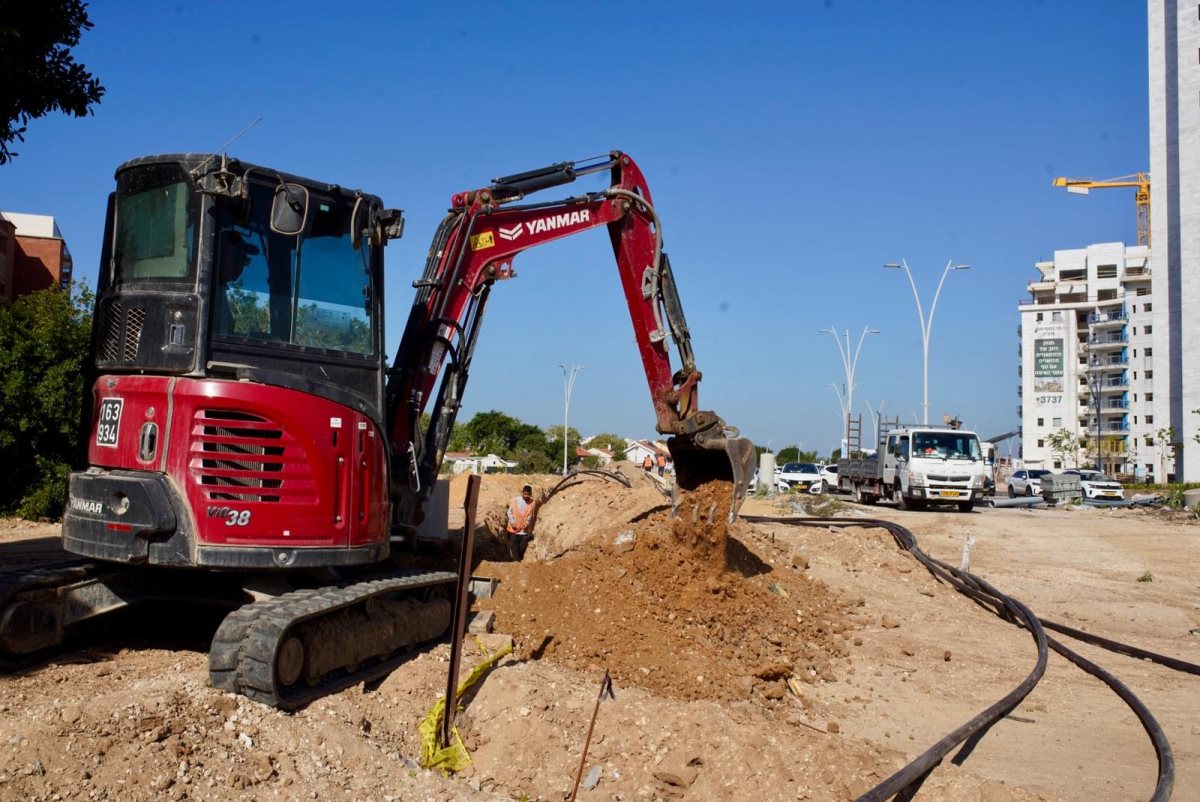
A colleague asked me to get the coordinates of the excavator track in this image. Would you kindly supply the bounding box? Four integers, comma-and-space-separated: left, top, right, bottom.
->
209, 569, 457, 710
0, 559, 104, 670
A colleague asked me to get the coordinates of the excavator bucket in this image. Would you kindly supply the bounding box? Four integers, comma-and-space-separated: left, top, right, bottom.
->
667, 422, 757, 523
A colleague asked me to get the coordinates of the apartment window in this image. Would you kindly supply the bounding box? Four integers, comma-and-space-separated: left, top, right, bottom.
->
1146, 415, 1154, 425
1146, 370, 1154, 379
1137, 288, 1150, 296
1052, 310, 1062, 322
1134, 393, 1138, 401
1145, 325, 1153, 334
1096, 264, 1118, 278
1037, 439, 1045, 448
1132, 305, 1138, 313
1144, 302, 1153, 312
1053, 417, 1062, 427
1037, 417, 1044, 427
1146, 436, 1154, 446
1053, 461, 1062, 469
1134, 416, 1138, 424
1145, 347, 1153, 357
1036, 312, 1044, 322
1133, 349, 1138, 357
1132, 327, 1137, 335
1098, 289, 1118, 301
1147, 392, 1154, 402
1133, 371, 1138, 379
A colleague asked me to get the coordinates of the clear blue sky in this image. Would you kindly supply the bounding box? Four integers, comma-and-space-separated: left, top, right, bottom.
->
1, 1, 1148, 456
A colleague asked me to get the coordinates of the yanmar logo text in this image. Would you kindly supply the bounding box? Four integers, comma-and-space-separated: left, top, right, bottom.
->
498, 209, 591, 241
69, 497, 104, 515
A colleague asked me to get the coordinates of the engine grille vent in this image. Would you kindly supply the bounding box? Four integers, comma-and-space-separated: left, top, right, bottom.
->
99, 301, 123, 361
191, 409, 312, 503
123, 306, 145, 361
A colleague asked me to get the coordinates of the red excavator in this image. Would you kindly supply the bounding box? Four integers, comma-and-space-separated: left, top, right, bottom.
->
0, 151, 754, 708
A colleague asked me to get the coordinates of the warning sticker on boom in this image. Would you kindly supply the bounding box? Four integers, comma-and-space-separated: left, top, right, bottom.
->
469, 231, 495, 251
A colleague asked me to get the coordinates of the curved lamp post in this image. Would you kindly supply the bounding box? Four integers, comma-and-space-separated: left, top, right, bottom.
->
883, 259, 970, 425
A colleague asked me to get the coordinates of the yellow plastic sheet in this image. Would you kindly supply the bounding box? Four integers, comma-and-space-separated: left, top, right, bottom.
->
419, 637, 514, 774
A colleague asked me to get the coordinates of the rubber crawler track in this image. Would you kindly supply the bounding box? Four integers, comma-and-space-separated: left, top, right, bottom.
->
209, 569, 457, 710
0, 559, 100, 670
743, 515, 1200, 802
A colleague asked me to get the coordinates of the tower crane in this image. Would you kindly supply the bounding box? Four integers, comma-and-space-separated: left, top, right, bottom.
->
1051, 172, 1151, 246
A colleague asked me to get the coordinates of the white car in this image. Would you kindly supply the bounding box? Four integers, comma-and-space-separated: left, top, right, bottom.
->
777, 462, 824, 493
818, 464, 838, 492
1064, 469, 1124, 501
1007, 468, 1050, 498
749, 469, 789, 493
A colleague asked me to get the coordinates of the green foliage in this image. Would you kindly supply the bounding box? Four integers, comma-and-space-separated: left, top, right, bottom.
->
778, 445, 819, 464
1046, 428, 1078, 467
0, 1, 105, 164
1137, 570, 1153, 583
447, 410, 566, 473
586, 432, 627, 461
0, 285, 93, 518
829, 448, 842, 462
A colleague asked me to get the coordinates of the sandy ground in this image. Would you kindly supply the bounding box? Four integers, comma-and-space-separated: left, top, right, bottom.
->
0, 478, 1197, 802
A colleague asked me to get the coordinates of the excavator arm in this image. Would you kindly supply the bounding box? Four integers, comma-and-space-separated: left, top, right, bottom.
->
385, 151, 754, 538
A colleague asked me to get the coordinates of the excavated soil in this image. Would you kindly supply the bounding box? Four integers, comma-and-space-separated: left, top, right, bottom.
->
479, 479, 854, 704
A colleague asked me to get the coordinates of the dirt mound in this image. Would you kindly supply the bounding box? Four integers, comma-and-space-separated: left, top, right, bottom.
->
478, 481, 852, 705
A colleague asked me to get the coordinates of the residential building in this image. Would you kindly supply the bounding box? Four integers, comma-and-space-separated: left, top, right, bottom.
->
1018, 243, 1160, 480
0, 211, 74, 301
1148, 1, 1200, 480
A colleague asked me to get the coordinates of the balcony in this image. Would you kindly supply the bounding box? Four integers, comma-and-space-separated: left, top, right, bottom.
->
1099, 380, 1129, 392
1087, 333, 1128, 347
1088, 310, 1127, 325
1086, 356, 1129, 371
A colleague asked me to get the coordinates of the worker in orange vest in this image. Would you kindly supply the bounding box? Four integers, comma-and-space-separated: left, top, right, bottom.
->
506, 484, 536, 560
642, 454, 653, 472
656, 452, 667, 476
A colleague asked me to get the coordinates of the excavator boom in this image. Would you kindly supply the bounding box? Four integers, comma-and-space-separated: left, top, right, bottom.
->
387, 151, 754, 534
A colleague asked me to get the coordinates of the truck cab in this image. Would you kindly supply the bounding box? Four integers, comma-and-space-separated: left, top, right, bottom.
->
883, 427, 987, 510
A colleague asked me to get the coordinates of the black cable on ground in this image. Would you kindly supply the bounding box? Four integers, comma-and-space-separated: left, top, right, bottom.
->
742, 515, 1184, 802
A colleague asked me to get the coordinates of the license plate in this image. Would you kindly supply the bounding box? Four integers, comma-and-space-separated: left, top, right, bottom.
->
96, 398, 123, 447
939, 490, 958, 498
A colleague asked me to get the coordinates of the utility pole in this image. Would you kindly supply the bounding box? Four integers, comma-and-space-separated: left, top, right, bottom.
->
883, 259, 970, 425
558, 364, 583, 476
820, 326, 878, 453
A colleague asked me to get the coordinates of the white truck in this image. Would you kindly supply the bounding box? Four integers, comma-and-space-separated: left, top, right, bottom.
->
837, 426, 988, 512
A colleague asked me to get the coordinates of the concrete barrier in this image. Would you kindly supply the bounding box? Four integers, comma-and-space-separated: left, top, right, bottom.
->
1183, 488, 1200, 510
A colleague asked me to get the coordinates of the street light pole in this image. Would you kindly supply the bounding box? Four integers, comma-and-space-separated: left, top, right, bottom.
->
883, 259, 970, 425
863, 399, 887, 447
558, 364, 583, 476
820, 326, 879, 452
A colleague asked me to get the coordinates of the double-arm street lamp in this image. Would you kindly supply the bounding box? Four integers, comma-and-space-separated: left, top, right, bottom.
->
819, 326, 879, 451
883, 259, 970, 425
558, 364, 584, 476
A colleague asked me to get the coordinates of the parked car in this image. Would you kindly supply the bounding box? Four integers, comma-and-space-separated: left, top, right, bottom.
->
1063, 469, 1125, 500
1007, 468, 1051, 498
778, 462, 824, 493
818, 464, 839, 492
749, 469, 789, 493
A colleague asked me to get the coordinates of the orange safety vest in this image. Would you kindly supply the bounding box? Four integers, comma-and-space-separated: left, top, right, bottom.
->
656, 453, 667, 468
507, 497, 534, 534
642, 455, 653, 469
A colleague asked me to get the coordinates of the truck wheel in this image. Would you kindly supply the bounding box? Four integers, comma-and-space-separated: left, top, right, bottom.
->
958, 501, 975, 513
853, 484, 864, 503
896, 484, 911, 510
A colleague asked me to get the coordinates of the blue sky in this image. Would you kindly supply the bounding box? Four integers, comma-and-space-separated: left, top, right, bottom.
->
1, 1, 1148, 455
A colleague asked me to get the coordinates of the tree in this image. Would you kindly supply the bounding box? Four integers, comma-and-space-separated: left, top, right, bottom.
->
1, 1, 105, 165
586, 432, 627, 461
544, 424, 582, 471
448, 410, 540, 456
778, 445, 818, 464
0, 284, 93, 518
1046, 428, 1078, 468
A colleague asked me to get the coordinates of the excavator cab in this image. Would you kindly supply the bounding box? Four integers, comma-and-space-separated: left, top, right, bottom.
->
64, 154, 403, 569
